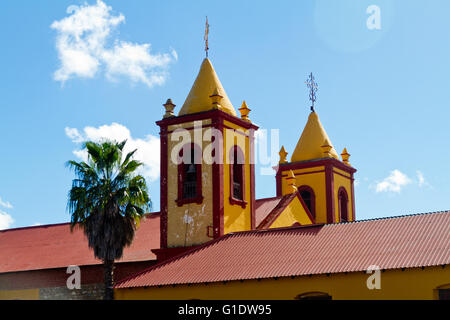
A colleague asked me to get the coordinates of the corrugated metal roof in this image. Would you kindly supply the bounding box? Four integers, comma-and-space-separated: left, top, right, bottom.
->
255, 197, 284, 227
0, 213, 160, 273
257, 194, 300, 229
115, 211, 450, 288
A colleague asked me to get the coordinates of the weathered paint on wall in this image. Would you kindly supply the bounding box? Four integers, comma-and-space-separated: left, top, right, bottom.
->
166, 120, 214, 247
115, 266, 450, 300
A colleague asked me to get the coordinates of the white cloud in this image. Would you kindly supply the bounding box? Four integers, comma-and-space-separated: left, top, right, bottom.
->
375, 170, 412, 193
51, 0, 175, 87
0, 210, 14, 230
66, 123, 160, 181
0, 197, 13, 209
417, 170, 425, 187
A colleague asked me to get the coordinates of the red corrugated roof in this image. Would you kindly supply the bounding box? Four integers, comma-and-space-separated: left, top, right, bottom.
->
255, 197, 284, 227
115, 211, 450, 288
0, 213, 160, 273
257, 194, 302, 229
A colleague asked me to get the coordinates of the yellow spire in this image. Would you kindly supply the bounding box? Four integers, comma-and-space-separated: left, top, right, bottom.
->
178, 58, 236, 116
238, 100, 251, 122
286, 170, 297, 194
279, 146, 288, 164
341, 148, 351, 165
291, 112, 339, 162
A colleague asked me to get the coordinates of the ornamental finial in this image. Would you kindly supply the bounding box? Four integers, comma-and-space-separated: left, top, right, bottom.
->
204, 16, 210, 58
305, 72, 318, 112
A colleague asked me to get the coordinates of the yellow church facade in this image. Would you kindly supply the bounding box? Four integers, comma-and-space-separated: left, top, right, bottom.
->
114, 57, 450, 300
1, 55, 448, 301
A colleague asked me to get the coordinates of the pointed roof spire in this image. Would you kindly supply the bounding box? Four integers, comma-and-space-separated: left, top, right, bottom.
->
291, 111, 339, 162
178, 58, 236, 116
238, 100, 251, 122
279, 146, 288, 164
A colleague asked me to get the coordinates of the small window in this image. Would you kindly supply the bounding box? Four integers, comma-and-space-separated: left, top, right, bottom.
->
298, 185, 315, 219
183, 150, 197, 199
229, 146, 247, 208
176, 144, 203, 206
338, 187, 349, 222
232, 148, 243, 200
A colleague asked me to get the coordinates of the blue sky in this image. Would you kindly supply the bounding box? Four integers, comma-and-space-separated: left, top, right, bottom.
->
1, 0, 450, 229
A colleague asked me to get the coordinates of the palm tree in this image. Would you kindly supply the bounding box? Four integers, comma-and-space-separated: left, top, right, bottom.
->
67, 140, 151, 300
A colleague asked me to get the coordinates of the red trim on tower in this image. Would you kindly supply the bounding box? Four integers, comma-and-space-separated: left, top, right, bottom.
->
249, 128, 256, 229
275, 167, 282, 197
279, 157, 356, 174
156, 109, 259, 131
158, 125, 168, 248
351, 173, 356, 221
325, 163, 335, 224
212, 115, 224, 239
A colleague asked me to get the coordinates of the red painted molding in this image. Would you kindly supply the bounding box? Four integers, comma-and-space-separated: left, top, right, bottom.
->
279, 157, 357, 174
156, 109, 259, 131
325, 164, 335, 224
333, 169, 352, 180
281, 170, 326, 177
159, 125, 168, 248
351, 173, 356, 221
249, 129, 256, 229
212, 116, 224, 239
275, 170, 282, 197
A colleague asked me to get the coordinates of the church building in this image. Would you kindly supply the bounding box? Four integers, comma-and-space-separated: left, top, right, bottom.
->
114, 57, 449, 300
0, 56, 449, 300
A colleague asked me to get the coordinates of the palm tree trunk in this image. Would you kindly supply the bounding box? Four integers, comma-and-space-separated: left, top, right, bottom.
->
103, 259, 115, 300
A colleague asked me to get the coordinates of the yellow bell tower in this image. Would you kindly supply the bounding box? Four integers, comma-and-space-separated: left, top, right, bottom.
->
275, 75, 356, 225
155, 58, 258, 260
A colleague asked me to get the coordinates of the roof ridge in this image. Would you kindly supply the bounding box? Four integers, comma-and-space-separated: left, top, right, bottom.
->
335, 210, 450, 225
0, 212, 160, 233
232, 210, 450, 235
256, 196, 282, 202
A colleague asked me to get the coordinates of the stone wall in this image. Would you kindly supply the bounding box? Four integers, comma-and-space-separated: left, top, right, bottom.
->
39, 283, 104, 300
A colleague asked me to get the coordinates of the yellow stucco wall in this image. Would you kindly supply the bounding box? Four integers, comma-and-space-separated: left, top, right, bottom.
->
0, 289, 39, 300
167, 120, 214, 247
115, 266, 450, 300
223, 122, 252, 234
269, 196, 314, 228
281, 167, 327, 224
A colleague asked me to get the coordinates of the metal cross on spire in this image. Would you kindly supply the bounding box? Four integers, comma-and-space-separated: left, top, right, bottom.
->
305, 72, 318, 112
204, 16, 210, 58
